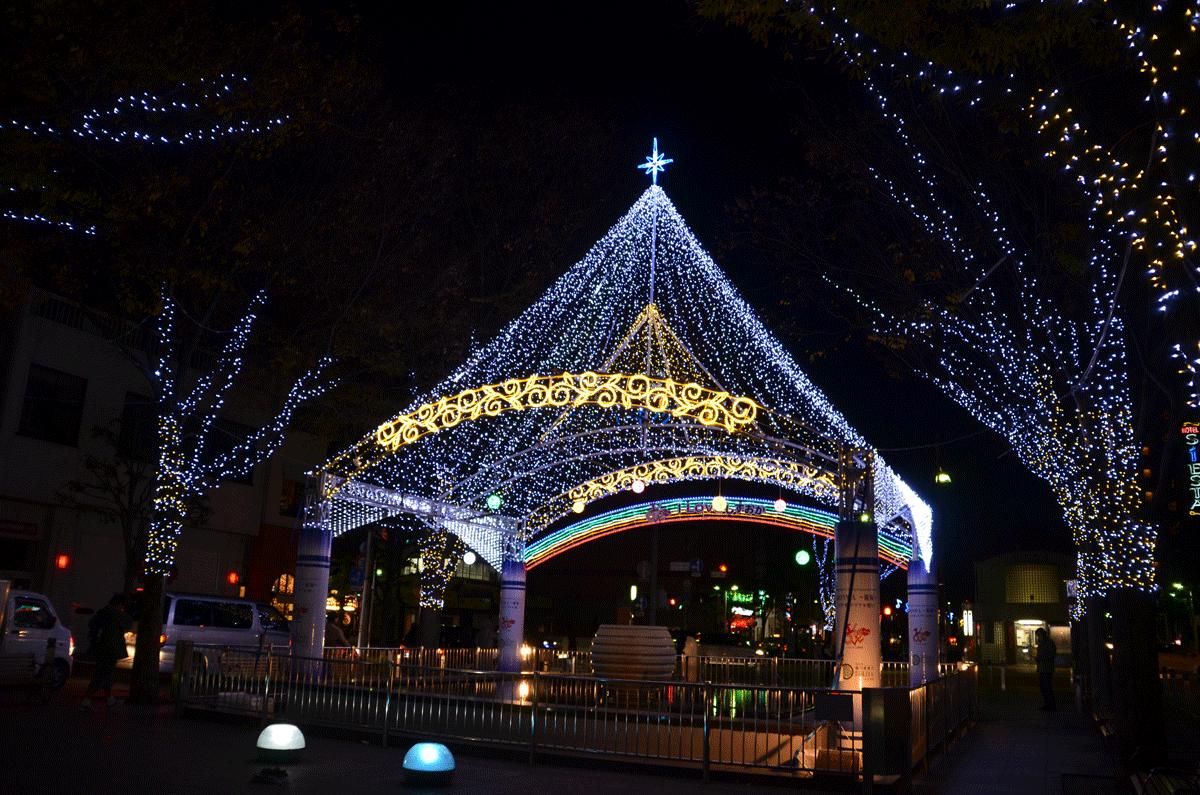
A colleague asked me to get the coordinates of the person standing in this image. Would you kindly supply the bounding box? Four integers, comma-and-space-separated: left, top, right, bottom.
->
82, 593, 133, 709
1035, 626, 1057, 711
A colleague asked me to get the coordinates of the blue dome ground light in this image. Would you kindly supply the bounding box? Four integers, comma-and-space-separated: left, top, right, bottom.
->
403, 742, 455, 787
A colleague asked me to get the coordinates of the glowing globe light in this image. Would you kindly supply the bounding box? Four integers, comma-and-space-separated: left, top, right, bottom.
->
631, 479, 646, 494
773, 498, 787, 513
403, 742, 456, 786
859, 512, 872, 523
572, 499, 586, 514
935, 469, 952, 485
712, 495, 728, 512
485, 493, 503, 511
256, 723, 305, 763
462, 550, 477, 566
795, 549, 811, 566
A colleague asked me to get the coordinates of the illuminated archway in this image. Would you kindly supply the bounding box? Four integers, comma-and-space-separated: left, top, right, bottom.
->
525, 454, 839, 533
524, 496, 913, 570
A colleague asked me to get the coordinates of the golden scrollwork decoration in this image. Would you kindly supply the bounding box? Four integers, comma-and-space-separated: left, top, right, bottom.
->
373, 372, 759, 453
525, 454, 839, 533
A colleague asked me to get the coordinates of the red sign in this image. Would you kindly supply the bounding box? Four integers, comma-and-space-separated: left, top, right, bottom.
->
0, 520, 39, 538
844, 624, 871, 648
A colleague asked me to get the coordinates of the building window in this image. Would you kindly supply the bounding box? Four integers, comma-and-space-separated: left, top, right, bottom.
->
279, 479, 305, 518
271, 573, 295, 620
17, 363, 87, 446
118, 392, 156, 461
1005, 564, 1060, 604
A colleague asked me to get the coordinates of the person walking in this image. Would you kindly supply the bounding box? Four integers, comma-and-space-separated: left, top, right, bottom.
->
81, 593, 132, 709
1035, 626, 1057, 711
325, 614, 349, 648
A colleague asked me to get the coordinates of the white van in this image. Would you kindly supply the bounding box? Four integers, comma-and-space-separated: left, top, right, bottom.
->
0, 581, 74, 689
120, 593, 290, 673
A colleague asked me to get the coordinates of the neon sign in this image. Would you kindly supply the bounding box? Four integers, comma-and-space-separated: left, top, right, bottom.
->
1184, 421, 1200, 516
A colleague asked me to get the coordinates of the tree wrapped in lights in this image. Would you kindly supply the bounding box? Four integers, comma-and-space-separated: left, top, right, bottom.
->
700, 1, 1167, 756
703, 0, 1198, 406
130, 289, 334, 702
814, 49, 1159, 608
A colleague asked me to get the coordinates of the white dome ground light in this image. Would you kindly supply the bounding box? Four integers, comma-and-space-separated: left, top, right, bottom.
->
256, 723, 305, 763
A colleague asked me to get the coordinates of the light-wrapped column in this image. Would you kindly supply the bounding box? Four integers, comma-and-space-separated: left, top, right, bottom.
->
498, 555, 527, 673
833, 518, 882, 734
293, 520, 332, 660
907, 558, 939, 685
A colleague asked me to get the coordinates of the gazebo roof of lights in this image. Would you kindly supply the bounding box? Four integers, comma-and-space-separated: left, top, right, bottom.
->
307, 141, 932, 577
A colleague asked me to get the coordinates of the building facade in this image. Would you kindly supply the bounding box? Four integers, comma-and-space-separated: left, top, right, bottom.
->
973, 551, 1073, 665
0, 289, 324, 640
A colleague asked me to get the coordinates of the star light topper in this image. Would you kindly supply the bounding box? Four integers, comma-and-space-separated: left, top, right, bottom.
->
637, 137, 674, 185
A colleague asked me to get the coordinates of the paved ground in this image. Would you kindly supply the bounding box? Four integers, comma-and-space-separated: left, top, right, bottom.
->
0, 665, 1137, 794
0, 674, 846, 795
914, 667, 1127, 795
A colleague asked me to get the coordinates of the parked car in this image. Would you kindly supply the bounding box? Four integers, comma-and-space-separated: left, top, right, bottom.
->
754, 636, 789, 658
0, 581, 73, 689
1158, 643, 1200, 676
119, 593, 290, 674
683, 631, 756, 658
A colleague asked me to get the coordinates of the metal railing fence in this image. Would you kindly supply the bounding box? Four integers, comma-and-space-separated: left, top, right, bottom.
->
176, 643, 976, 781
319, 646, 958, 687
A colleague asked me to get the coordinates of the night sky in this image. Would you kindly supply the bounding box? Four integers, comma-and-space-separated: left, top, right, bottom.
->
6, 1, 1092, 603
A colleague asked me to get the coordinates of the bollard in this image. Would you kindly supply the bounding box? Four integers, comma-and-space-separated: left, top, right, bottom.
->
701, 681, 712, 782
175, 640, 194, 715
41, 638, 56, 701
260, 647, 273, 726
382, 655, 395, 748
528, 671, 539, 765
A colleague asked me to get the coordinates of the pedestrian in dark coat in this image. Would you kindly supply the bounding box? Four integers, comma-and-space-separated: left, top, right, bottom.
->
1035, 627, 1057, 711
82, 593, 132, 709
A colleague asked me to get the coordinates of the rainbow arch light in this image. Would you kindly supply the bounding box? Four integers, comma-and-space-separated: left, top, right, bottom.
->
523, 496, 912, 570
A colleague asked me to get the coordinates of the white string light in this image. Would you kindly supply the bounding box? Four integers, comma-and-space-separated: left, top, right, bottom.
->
145, 290, 335, 575
802, 3, 1198, 409
2, 74, 287, 238
315, 181, 930, 574
810, 12, 1157, 608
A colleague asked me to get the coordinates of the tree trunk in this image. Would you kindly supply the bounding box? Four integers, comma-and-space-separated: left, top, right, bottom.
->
1109, 587, 1165, 768
1086, 595, 1113, 714
129, 572, 165, 704
1070, 615, 1089, 708
419, 606, 441, 648
122, 542, 141, 596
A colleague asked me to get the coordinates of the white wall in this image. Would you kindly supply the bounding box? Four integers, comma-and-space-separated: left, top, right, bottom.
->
0, 294, 326, 630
